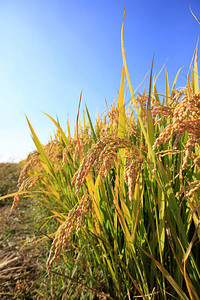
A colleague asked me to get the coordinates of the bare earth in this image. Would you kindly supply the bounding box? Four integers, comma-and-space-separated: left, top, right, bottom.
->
0, 200, 45, 299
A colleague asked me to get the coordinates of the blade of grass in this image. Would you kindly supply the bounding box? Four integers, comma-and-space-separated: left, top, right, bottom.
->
190, 6, 200, 24
183, 222, 200, 300
118, 65, 126, 139
171, 66, 184, 95
44, 113, 69, 147
85, 104, 97, 143
51, 270, 113, 299
121, 10, 156, 167
194, 41, 199, 94
138, 246, 190, 300
147, 55, 155, 149
89, 230, 147, 299
26, 116, 56, 179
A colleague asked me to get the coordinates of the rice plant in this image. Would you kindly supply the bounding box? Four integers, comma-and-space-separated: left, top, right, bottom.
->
4, 12, 200, 299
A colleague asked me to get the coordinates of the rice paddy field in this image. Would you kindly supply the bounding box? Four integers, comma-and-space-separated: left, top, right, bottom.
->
1, 15, 200, 299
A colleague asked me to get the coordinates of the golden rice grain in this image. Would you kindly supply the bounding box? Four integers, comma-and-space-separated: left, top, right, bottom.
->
153, 90, 200, 173
124, 150, 144, 201
46, 195, 91, 274
12, 175, 42, 210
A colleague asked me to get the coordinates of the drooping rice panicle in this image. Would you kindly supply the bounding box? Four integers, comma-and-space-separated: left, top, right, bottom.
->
46, 195, 91, 274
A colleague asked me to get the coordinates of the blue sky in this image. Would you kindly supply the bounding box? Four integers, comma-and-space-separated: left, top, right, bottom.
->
0, 0, 199, 162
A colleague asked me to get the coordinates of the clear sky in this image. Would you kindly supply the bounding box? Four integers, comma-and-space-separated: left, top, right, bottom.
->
0, 0, 199, 162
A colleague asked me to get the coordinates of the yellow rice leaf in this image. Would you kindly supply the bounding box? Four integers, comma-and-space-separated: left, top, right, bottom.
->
50, 210, 67, 221
194, 43, 199, 94
83, 110, 86, 130
190, 6, 200, 24
85, 104, 97, 143
157, 185, 165, 261
118, 65, 125, 139
0, 191, 28, 200
26, 116, 56, 179
121, 10, 156, 166
40, 161, 55, 177
192, 70, 195, 92
44, 113, 69, 147
111, 184, 135, 254
120, 193, 131, 228
117, 65, 126, 185
171, 66, 183, 94
187, 41, 198, 96
154, 58, 168, 86
39, 216, 55, 230
132, 173, 143, 241
67, 114, 71, 138
187, 75, 192, 99
76, 91, 84, 159
165, 70, 170, 105
153, 83, 160, 105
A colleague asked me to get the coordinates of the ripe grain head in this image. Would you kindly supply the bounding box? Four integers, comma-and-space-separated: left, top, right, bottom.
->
46, 194, 91, 274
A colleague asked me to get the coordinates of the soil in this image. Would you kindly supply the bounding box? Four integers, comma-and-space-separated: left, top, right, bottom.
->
0, 199, 47, 299
0, 163, 47, 299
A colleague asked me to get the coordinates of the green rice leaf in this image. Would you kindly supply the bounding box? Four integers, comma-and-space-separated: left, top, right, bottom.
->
85, 104, 97, 143
139, 246, 190, 300
183, 223, 200, 300
147, 55, 155, 148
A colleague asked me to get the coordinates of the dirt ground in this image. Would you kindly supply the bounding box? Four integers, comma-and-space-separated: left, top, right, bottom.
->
0, 195, 46, 299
